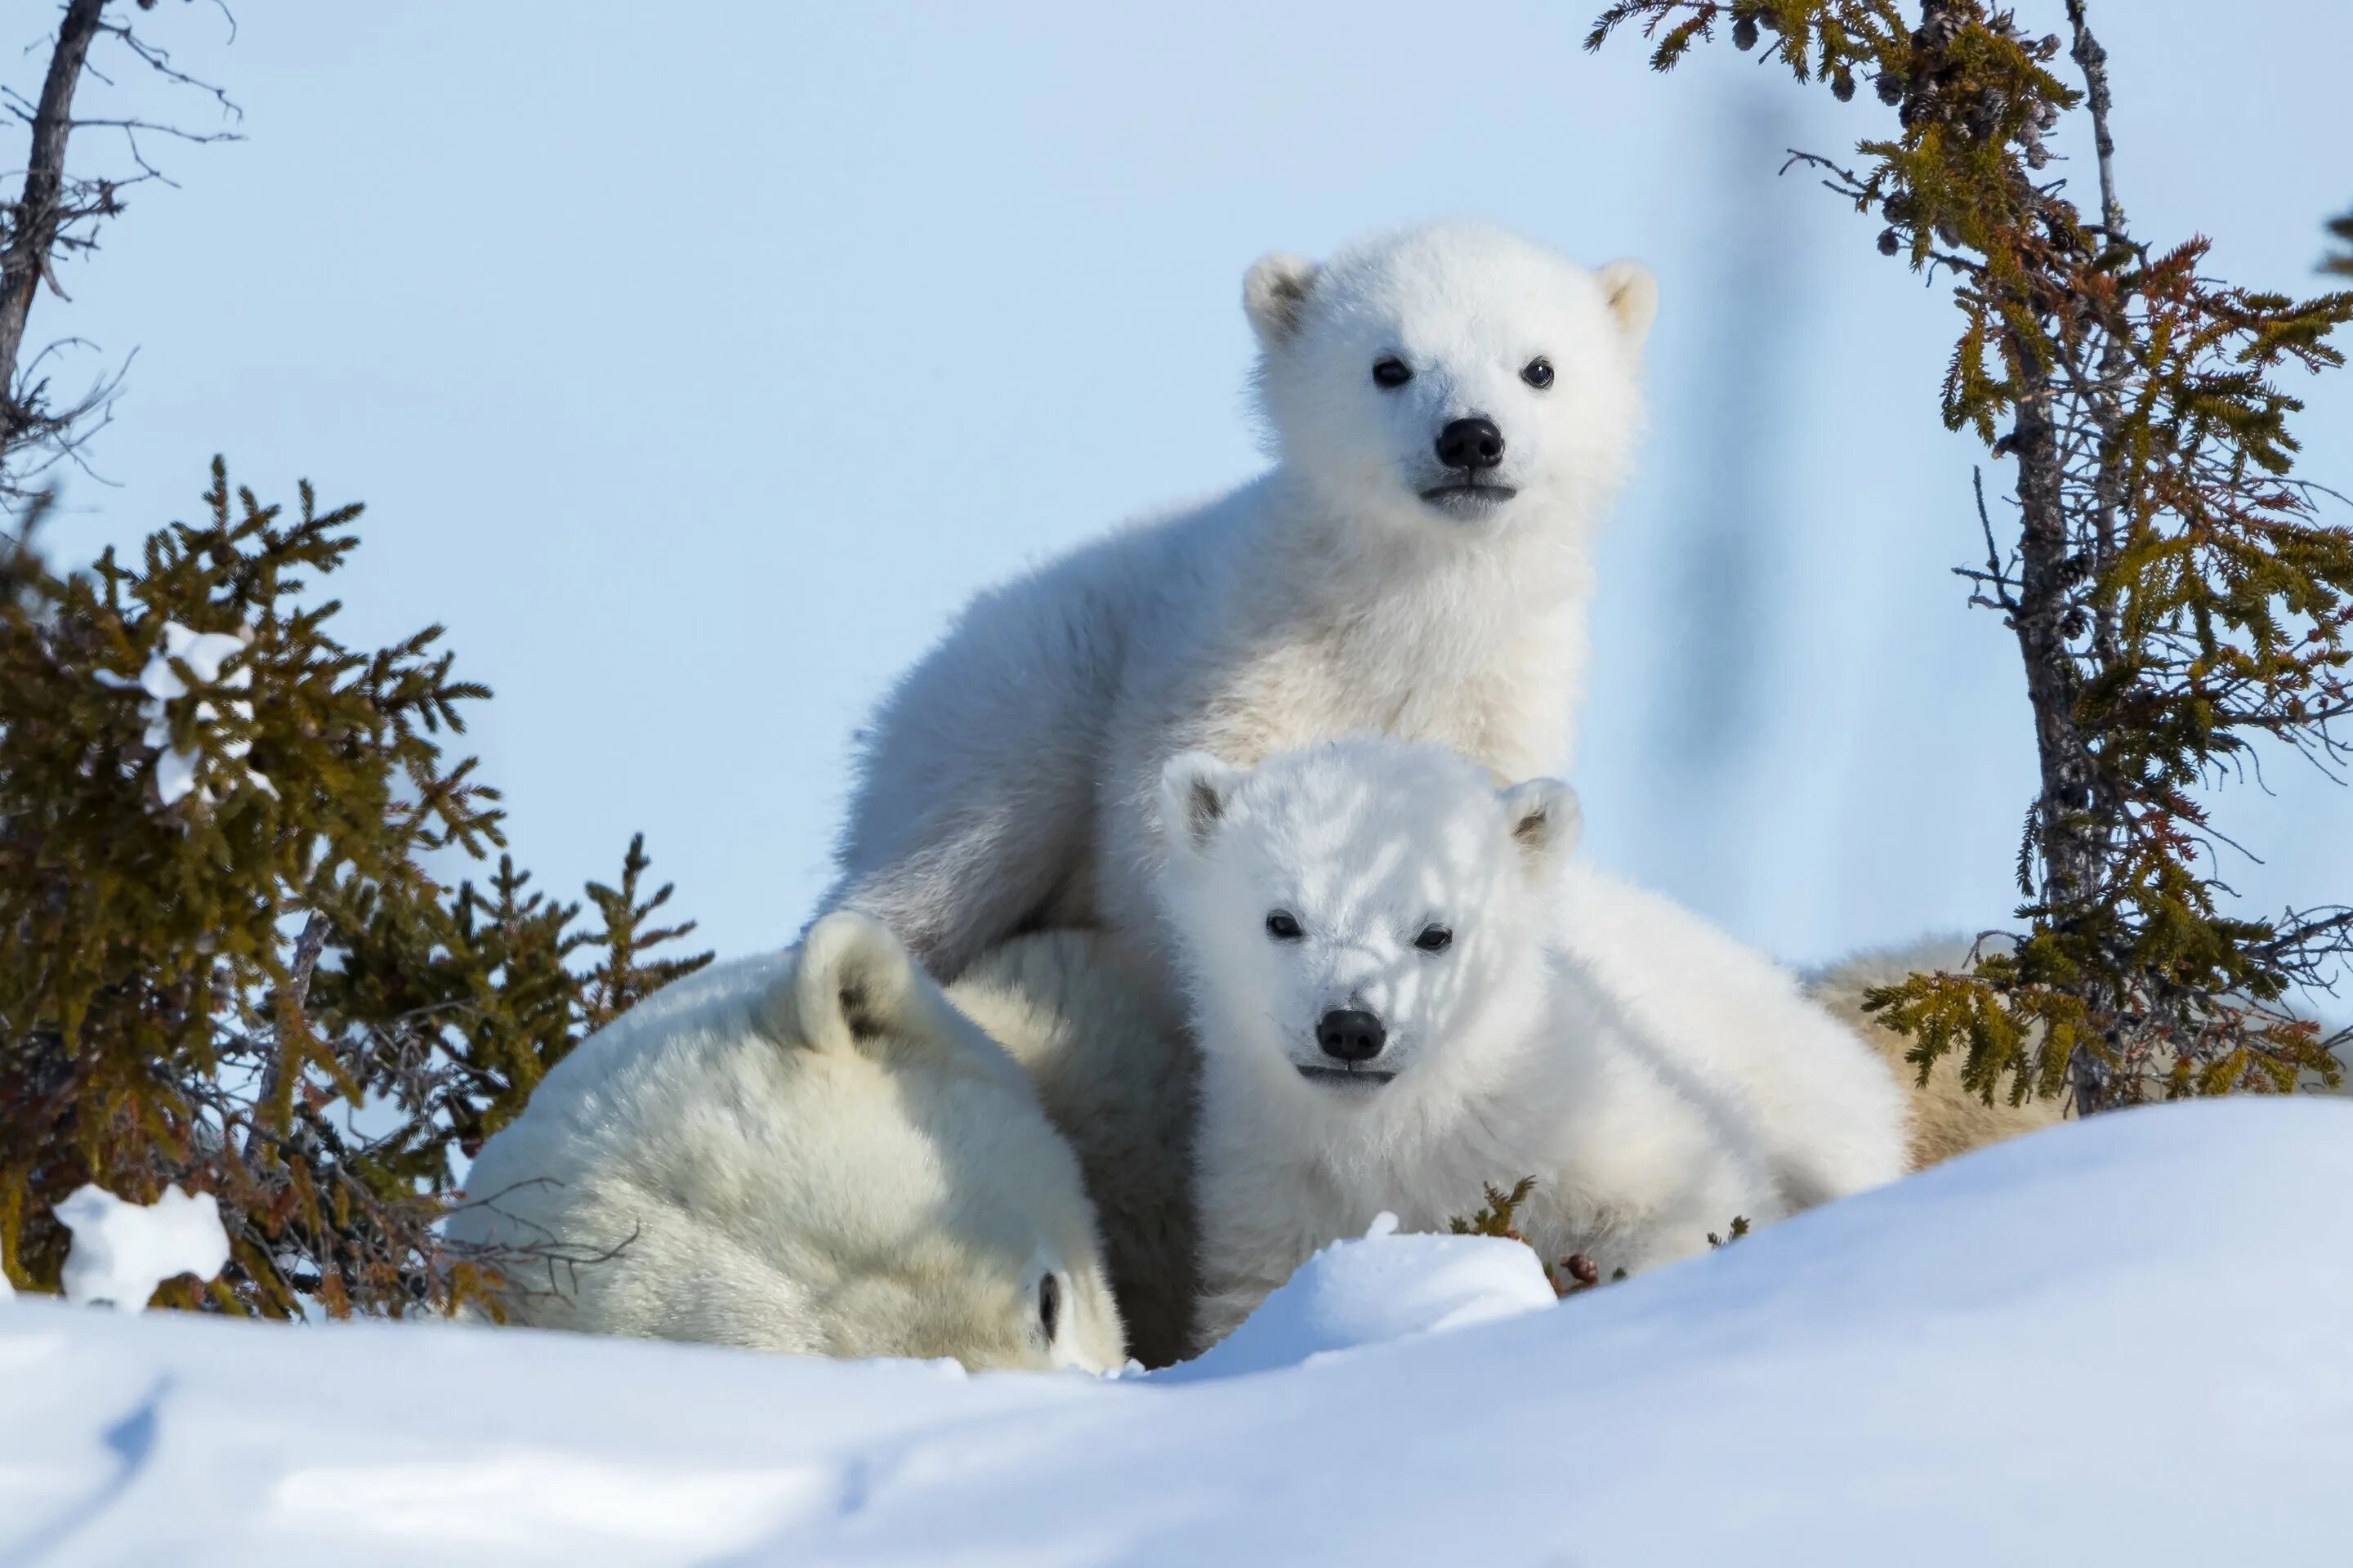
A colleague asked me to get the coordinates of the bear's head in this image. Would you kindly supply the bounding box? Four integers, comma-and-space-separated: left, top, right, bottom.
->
1244, 221, 1656, 541
1154, 739, 1578, 1114
761, 912, 1130, 1373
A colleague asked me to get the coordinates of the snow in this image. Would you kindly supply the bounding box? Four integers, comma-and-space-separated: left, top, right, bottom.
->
51, 1185, 232, 1312
1160, 1211, 1557, 1383
6, 1099, 2352, 1566
95, 620, 271, 808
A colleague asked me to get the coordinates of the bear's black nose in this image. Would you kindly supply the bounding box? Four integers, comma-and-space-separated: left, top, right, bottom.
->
1435, 417, 1506, 473
1315, 1008, 1387, 1063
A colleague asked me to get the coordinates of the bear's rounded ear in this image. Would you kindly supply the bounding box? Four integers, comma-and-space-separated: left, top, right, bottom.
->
1159, 750, 1243, 856
1243, 252, 1320, 349
784, 910, 927, 1057
1596, 259, 1659, 350
1499, 776, 1583, 867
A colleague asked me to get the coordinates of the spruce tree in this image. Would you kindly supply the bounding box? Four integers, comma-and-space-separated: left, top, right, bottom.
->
1588, 2, 2353, 1110
0, 462, 708, 1314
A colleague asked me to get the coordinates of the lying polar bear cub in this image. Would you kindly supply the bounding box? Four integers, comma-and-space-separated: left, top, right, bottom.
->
1158, 738, 1905, 1349
446, 911, 1127, 1374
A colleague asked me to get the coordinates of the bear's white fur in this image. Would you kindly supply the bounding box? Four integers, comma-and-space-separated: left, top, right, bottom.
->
944, 931, 1198, 1369
945, 913, 1918, 1363
1552, 869, 1912, 1211
1155, 739, 1787, 1349
445, 912, 1126, 1374
1805, 938, 2066, 1170
826, 222, 1659, 1007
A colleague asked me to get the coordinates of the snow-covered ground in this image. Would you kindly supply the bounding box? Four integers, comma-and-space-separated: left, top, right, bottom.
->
7, 1098, 2351, 1567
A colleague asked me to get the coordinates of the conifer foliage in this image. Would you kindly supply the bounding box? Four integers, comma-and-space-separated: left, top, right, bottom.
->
0, 462, 708, 1313
1589, 2, 2353, 1110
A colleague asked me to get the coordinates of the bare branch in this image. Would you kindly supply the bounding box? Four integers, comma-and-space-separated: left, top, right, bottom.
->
96, 16, 241, 121
2, 0, 240, 511
1, 0, 108, 458
2065, 2, 2125, 238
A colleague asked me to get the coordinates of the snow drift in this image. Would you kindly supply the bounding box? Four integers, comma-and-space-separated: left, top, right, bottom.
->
5, 1098, 2351, 1566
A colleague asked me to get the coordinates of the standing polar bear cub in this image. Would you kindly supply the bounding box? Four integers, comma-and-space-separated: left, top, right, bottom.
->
827, 222, 1659, 999
446, 912, 1126, 1374
1156, 739, 1909, 1348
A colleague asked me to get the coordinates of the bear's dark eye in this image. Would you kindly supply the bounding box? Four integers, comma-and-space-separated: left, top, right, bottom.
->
1266, 910, 1304, 940
1414, 923, 1453, 954
1372, 357, 1413, 389
1520, 357, 1555, 390
1038, 1272, 1061, 1342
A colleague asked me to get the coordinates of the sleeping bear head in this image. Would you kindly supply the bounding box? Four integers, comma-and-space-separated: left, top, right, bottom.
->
1243, 221, 1656, 540
755, 913, 1131, 1371
448, 911, 1127, 1374
1154, 738, 1579, 1115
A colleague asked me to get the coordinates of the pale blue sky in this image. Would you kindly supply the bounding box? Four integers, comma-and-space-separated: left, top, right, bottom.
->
24, 1, 2353, 976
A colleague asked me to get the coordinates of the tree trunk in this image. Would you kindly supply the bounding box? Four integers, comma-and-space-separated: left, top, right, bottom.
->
2005, 351, 2115, 1114
0, 0, 109, 445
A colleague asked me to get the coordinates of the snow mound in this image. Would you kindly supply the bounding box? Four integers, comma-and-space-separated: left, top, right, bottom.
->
1161, 1211, 1557, 1383
5, 1100, 2352, 1566
52, 1184, 231, 1311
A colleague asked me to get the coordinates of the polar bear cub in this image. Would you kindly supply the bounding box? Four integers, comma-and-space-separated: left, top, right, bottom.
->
1156, 739, 1787, 1348
827, 221, 1660, 1003
446, 912, 1126, 1374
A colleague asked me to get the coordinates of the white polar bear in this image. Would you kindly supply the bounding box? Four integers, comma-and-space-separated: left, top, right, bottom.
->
1804, 938, 2066, 1170
1154, 739, 1791, 1350
1551, 869, 1913, 1211
444, 911, 1127, 1374
825, 221, 1659, 1007
944, 930, 1199, 1370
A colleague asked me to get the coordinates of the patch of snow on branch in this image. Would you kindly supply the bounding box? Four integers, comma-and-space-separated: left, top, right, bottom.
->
54, 1184, 231, 1311
96, 621, 273, 809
